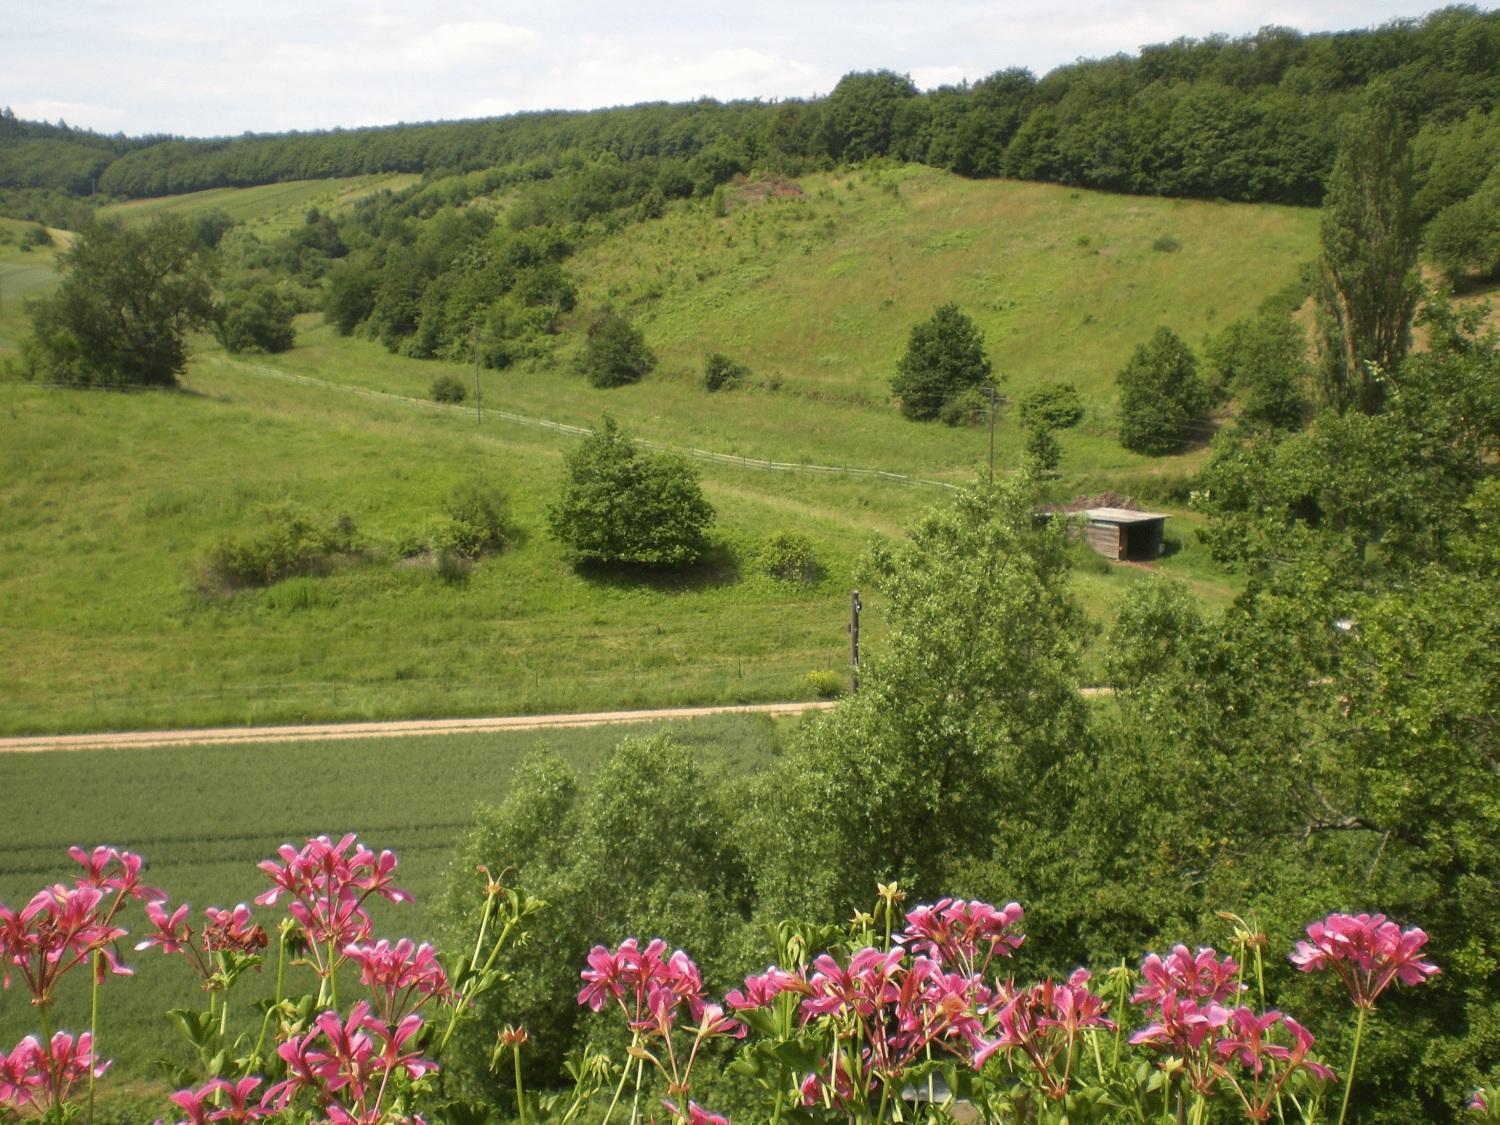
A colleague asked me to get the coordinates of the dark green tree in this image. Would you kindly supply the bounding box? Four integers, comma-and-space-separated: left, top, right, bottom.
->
575, 312, 656, 388
1115, 326, 1211, 454
1018, 380, 1084, 432
215, 283, 296, 354
546, 416, 714, 567
1205, 313, 1311, 432
1314, 98, 1420, 415
820, 70, 919, 163
22, 216, 216, 386
891, 303, 993, 421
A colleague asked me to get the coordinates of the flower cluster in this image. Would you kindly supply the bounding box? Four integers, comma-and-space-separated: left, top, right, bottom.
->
343, 939, 452, 1025
897, 897, 1025, 977
979, 969, 1116, 1100
0, 1031, 107, 1116
167, 1076, 271, 1124
264, 1000, 434, 1124
256, 834, 411, 980
136, 900, 269, 984
1290, 912, 1440, 1009
1131, 944, 1335, 1119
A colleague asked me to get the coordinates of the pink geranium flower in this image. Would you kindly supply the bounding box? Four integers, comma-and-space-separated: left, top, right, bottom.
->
1290, 912, 1440, 1009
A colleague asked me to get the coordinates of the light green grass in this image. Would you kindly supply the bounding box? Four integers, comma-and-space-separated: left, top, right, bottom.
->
97, 174, 419, 234
0, 225, 63, 357
0, 712, 786, 1076
2, 166, 1308, 734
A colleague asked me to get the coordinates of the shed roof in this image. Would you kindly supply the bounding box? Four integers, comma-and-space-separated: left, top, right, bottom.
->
1083, 508, 1169, 523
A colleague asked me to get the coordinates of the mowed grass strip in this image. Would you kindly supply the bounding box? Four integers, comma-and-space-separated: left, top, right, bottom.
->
97, 174, 420, 234
0, 713, 785, 1074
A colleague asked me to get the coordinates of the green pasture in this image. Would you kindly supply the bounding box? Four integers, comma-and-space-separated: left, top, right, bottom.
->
97, 173, 419, 234
568, 165, 1318, 411
0, 167, 1278, 735
0, 221, 62, 357
0, 712, 785, 1078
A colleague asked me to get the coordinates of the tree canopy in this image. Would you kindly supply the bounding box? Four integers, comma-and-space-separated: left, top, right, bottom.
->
1115, 326, 1211, 454
545, 416, 714, 567
21, 215, 217, 387
890, 303, 993, 422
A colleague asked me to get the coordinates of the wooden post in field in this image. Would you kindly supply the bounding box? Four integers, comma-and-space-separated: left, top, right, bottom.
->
472, 322, 481, 424
849, 589, 862, 694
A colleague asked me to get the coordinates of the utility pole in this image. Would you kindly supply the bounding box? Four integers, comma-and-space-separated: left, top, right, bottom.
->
472, 322, 481, 424
848, 590, 862, 694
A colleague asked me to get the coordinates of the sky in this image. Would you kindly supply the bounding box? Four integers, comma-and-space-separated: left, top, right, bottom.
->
2, 1, 1488, 139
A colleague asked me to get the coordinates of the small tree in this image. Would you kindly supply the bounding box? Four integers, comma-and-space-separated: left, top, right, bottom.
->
1206, 313, 1310, 433
546, 416, 714, 566
891, 303, 993, 421
576, 312, 655, 388
1116, 327, 1210, 455
216, 284, 296, 354
1018, 381, 1084, 432
22, 216, 216, 387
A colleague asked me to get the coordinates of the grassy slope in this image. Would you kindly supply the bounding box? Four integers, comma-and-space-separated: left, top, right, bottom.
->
97, 173, 420, 234
0, 712, 785, 1074
1, 168, 1319, 734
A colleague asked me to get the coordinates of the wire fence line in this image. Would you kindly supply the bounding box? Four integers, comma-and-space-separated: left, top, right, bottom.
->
219, 358, 963, 493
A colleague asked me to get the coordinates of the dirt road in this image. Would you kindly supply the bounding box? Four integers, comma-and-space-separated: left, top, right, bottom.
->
0, 701, 840, 754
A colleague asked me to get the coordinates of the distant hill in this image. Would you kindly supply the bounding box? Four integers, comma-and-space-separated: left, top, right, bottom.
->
3, 6, 1498, 209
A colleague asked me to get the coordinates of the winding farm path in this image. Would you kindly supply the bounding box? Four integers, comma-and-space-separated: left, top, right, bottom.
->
0, 701, 840, 754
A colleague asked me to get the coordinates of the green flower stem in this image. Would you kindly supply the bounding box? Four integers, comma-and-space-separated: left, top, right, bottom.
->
1336, 1006, 1369, 1125
87, 950, 100, 1125
252, 925, 290, 1067
601, 1033, 639, 1125
513, 1042, 528, 1125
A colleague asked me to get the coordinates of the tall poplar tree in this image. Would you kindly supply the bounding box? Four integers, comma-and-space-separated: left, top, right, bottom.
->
1314, 97, 1420, 416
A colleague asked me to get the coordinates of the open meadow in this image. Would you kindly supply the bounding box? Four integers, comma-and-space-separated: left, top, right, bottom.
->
0, 168, 1314, 735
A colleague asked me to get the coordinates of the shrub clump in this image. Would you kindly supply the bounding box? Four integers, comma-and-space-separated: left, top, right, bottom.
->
203, 506, 356, 590
703, 352, 749, 392
547, 415, 713, 567
756, 529, 821, 583
430, 374, 467, 404
1018, 381, 1084, 432
576, 312, 655, 388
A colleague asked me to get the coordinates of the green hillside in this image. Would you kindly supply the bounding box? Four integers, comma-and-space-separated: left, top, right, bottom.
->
97, 172, 419, 233
0, 168, 1311, 735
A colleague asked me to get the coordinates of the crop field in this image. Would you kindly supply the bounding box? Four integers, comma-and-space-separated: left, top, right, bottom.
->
0, 167, 1281, 736
97, 173, 420, 234
0, 712, 786, 1076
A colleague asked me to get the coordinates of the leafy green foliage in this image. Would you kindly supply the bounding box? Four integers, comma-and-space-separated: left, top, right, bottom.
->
575, 312, 655, 388
429, 375, 467, 404
202, 505, 356, 590
1205, 313, 1311, 432
702, 352, 749, 392
1115, 326, 1210, 454
215, 283, 296, 354
891, 303, 993, 422
748, 480, 1088, 919
1018, 380, 1084, 432
754, 529, 819, 583
1023, 424, 1062, 472
439, 477, 511, 559
21, 216, 216, 386
442, 736, 753, 1088
1425, 191, 1500, 284
1314, 98, 1421, 416
546, 416, 713, 567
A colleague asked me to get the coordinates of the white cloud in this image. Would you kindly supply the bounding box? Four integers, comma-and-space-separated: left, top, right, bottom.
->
526, 43, 826, 110
398, 21, 540, 70
10, 100, 128, 128
911, 65, 971, 91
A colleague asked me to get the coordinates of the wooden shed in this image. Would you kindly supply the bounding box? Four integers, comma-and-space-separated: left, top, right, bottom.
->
1081, 508, 1168, 561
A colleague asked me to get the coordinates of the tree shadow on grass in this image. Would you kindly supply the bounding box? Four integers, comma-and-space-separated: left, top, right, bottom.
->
573, 541, 741, 594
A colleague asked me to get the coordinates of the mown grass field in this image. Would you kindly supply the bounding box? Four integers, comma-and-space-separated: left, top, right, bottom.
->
0, 168, 1308, 735
0, 713, 786, 1077
97, 173, 419, 235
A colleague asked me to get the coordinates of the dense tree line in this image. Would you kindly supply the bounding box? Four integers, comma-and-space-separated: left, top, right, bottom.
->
3, 7, 1498, 209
